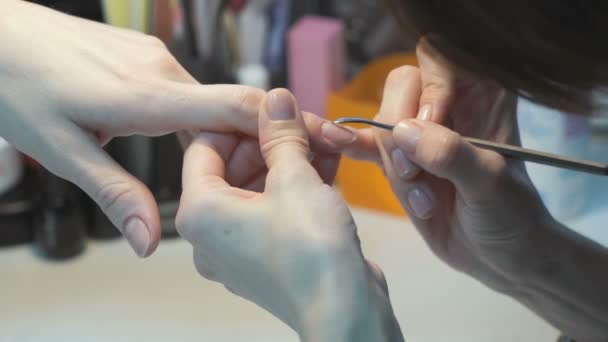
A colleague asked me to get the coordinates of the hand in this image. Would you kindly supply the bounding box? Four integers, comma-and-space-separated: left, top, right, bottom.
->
0, 0, 266, 257
320, 41, 548, 290
317, 40, 608, 340
176, 89, 403, 342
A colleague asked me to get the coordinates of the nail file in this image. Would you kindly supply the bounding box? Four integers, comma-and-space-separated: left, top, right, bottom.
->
334, 118, 608, 176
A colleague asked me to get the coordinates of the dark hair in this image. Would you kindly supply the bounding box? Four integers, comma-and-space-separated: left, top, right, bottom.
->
385, 1, 608, 113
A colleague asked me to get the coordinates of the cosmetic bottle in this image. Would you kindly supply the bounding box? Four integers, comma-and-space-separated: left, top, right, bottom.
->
34, 170, 86, 260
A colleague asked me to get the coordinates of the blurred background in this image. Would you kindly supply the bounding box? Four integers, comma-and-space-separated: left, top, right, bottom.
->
1, 1, 606, 341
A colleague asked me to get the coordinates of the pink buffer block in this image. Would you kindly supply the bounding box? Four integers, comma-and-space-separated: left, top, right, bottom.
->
288, 16, 346, 118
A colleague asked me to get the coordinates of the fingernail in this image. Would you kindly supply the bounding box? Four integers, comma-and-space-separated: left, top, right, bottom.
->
321, 122, 357, 146
391, 148, 415, 179
418, 104, 432, 121
408, 186, 434, 219
393, 120, 422, 154
267, 89, 295, 121
124, 217, 151, 258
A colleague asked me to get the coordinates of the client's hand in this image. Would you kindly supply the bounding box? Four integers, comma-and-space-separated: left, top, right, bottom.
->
177, 89, 403, 342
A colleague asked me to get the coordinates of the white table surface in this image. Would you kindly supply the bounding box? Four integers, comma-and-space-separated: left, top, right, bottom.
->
1, 207, 561, 342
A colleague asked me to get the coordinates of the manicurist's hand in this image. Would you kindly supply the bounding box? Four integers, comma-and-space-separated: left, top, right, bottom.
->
176, 89, 404, 342
0, 0, 270, 257
318, 41, 608, 340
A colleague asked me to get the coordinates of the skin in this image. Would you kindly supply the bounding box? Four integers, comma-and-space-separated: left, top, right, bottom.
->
319, 41, 608, 340
177, 89, 404, 341
0, 0, 328, 258
3, 0, 606, 340
0, 2, 403, 336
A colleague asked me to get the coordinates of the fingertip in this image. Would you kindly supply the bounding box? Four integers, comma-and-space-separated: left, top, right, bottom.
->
407, 184, 435, 220
417, 104, 433, 121
392, 119, 422, 155
390, 148, 420, 180
123, 214, 160, 258
265, 88, 297, 121
320, 121, 358, 148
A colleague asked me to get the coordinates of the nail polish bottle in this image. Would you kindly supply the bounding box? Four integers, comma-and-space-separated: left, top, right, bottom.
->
34, 169, 86, 260
150, 135, 183, 239
0, 168, 38, 248
0, 138, 23, 197
0, 138, 34, 247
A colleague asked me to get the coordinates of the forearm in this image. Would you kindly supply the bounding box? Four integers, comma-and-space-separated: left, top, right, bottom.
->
508, 221, 608, 340
298, 270, 405, 342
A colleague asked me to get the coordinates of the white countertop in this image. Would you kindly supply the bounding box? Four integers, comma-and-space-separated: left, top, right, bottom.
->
0, 208, 560, 342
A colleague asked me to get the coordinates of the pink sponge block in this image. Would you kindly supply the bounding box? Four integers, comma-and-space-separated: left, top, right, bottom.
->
288, 16, 345, 118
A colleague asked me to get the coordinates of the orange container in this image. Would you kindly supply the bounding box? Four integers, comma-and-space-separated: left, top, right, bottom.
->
326, 53, 418, 216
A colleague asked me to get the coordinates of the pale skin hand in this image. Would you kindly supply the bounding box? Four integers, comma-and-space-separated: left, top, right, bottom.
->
0, 0, 344, 258
176, 89, 404, 342
317, 41, 608, 340
0, 0, 273, 257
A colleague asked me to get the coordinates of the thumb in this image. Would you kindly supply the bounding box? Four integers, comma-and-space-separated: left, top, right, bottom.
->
20, 122, 161, 258
416, 39, 457, 124
258, 89, 321, 191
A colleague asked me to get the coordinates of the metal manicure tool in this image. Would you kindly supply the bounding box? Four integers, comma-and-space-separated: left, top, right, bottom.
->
334, 117, 608, 176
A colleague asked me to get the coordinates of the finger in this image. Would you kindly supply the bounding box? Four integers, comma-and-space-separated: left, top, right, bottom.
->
376, 66, 423, 181
299, 111, 381, 165
303, 112, 357, 150
177, 133, 259, 243
23, 121, 161, 258
416, 39, 458, 124
312, 153, 341, 185
176, 131, 193, 150
181, 133, 238, 194
305, 114, 381, 164
393, 119, 508, 201
366, 259, 389, 296
258, 89, 322, 191
243, 173, 267, 193
386, 174, 454, 255
338, 128, 381, 163
224, 138, 267, 188
85, 84, 265, 138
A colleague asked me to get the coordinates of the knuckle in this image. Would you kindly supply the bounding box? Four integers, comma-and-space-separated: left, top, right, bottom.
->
260, 136, 310, 168
231, 86, 265, 118
260, 135, 309, 156
92, 178, 136, 223
484, 152, 509, 177
144, 35, 167, 49
192, 253, 217, 281
385, 65, 420, 88
481, 152, 512, 188
421, 81, 453, 101
175, 204, 193, 238
366, 260, 388, 292
149, 49, 179, 72
176, 192, 228, 242
425, 131, 462, 173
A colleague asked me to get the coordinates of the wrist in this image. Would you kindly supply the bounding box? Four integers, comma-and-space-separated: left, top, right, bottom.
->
296, 259, 403, 342
472, 210, 559, 288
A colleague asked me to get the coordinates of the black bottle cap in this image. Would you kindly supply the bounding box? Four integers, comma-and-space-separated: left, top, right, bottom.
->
0, 168, 41, 247
33, 170, 86, 260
